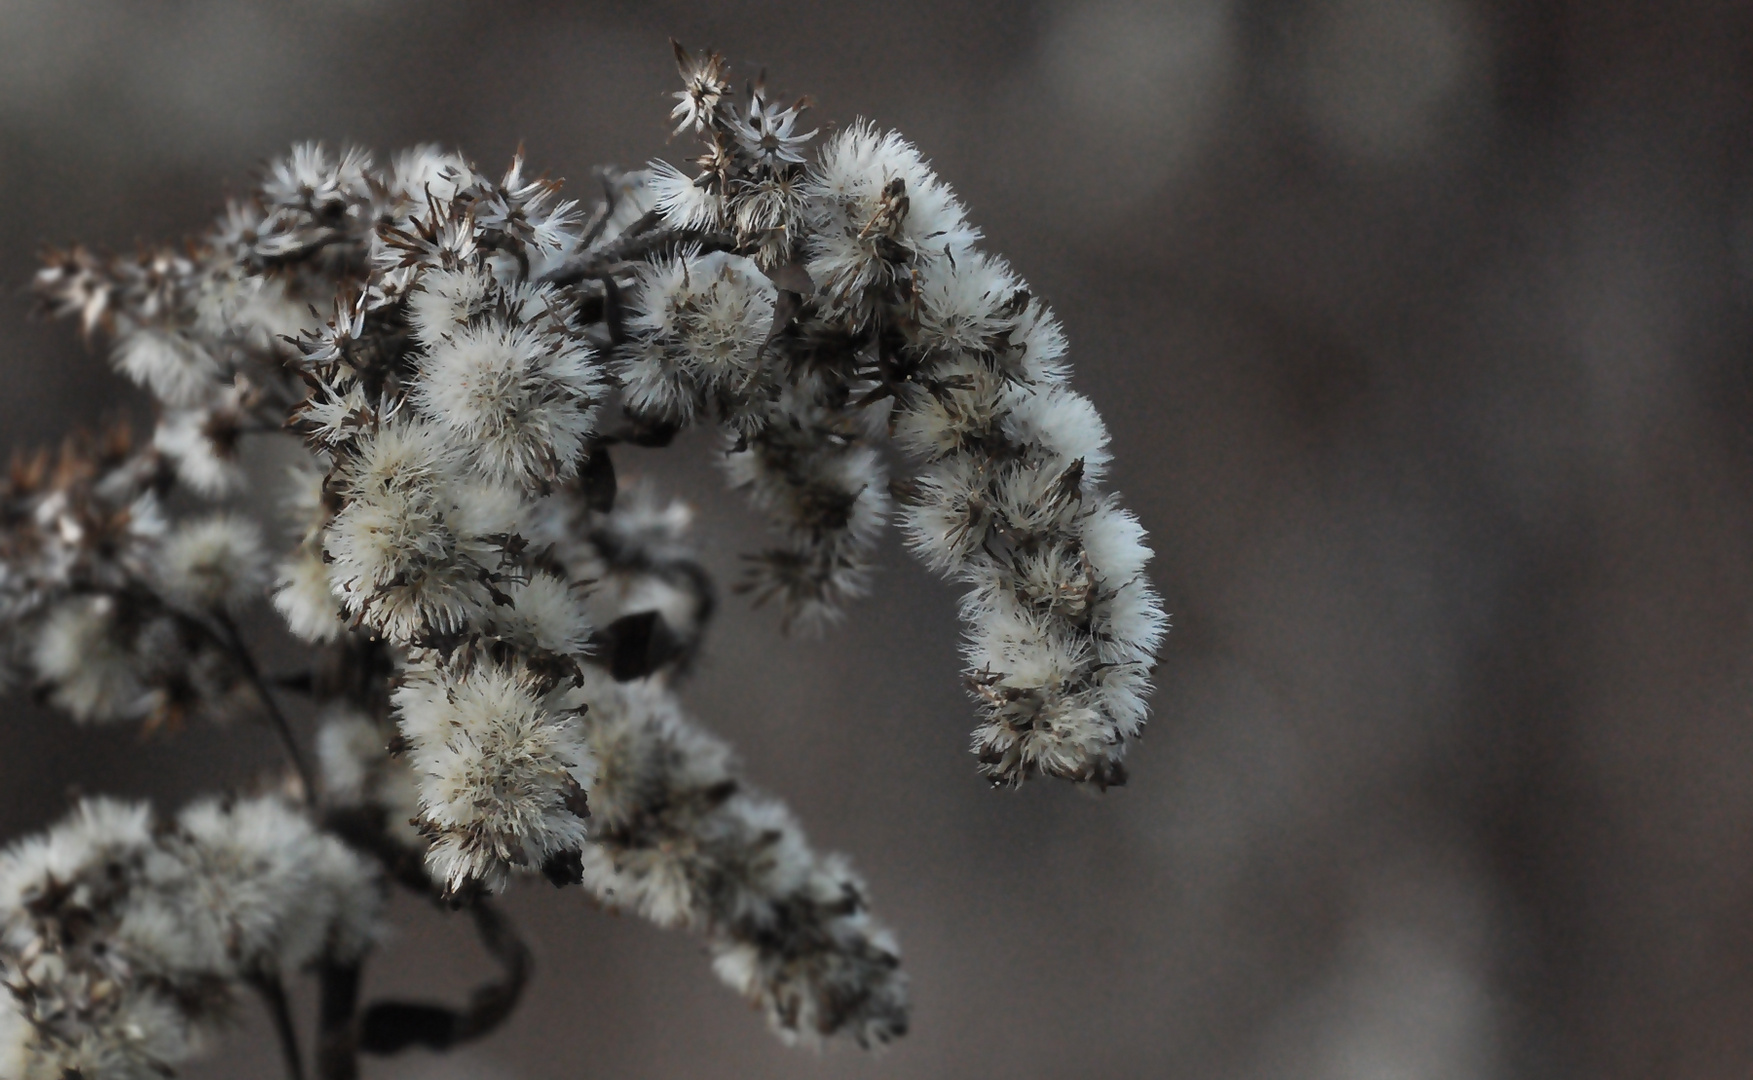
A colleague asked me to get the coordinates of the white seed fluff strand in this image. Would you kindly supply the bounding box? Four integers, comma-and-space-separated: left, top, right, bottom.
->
577, 667, 908, 1046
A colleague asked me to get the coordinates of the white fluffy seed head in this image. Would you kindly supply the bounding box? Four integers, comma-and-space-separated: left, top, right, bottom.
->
272, 545, 344, 643
913, 251, 1023, 359
295, 383, 370, 448
406, 265, 494, 344
411, 317, 602, 490
0, 982, 202, 1080
803, 123, 979, 320
961, 588, 1093, 691
192, 267, 312, 351
329, 477, 527, 642
99, 795, 382, 984
31, 596, 148, 724
324, 486, 449, 597
322, 419, 495, 642
1004, 542, 1096, 619
1080, 498, 1154, 587
497, 572, 592, 656
722, 440, 888, 546
133, 798, 318, 976
335, 417, 453, 503
394, 661, 594, 894
649, 159, 725, 231
805, 123, 977, 255
676, 252, 777, 384
326, 509, 485, 642
1008, 296, 1071, 385
616, 336, 701, 427
387, 145, 476, 213
897, 456, 991, 574
153, 515, 269, 612
890, 356, 1010, 462
0, 795, 382, 1080
707, 854, 908, 1048
1092, 576, 1167, 668
263, 142, 374, 212
722, 435, 890, 630
988, 460, 1087, 542
573, 669, 909, 1045
1004, 386, 1112, 483
153, 410, 244, 497
626, 250, 776, 407
0, 797, 154, 911
113, 330, 221, 408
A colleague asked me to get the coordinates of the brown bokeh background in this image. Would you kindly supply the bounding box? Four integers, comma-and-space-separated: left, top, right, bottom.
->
5, 2, 1753, 1077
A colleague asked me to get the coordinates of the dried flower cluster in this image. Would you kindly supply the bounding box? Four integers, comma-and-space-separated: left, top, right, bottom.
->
2, 43, 1163, 1079
0, 796, 378, 1080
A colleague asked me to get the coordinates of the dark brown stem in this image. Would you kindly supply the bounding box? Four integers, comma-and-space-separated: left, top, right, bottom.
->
271, 670, 317, 694
251, 972, 305, 1080
539, 215, 738, 287
215, 610, 315, 803
577, 178, 617, 249
316, 960, 363, 1080
323, 805, 433, 894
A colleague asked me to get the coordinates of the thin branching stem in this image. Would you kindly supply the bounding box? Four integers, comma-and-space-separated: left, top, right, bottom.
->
215, 610, 315, 802
316, 960, 363, 1080
252, 972, 306, 1080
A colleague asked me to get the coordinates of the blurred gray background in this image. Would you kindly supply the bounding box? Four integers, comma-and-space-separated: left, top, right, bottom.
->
5, 1, 1753, 1077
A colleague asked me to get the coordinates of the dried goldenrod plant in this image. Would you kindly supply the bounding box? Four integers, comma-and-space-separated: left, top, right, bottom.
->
1, 43, 1164, 1079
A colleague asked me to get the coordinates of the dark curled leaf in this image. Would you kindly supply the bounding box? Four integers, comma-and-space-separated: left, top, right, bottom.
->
888, 475, 923, 505
1089, 759, 1128, 790
541, 848, 584, 888
318, 960, 363, 1080
611, 412, 682, 447
358, 902, 529, 1056
762, 288, 802, 360
600, 271, 626, 346
764, 261, 815, 296
359, 1002, 461, 1054
759, 262, 813, 360
579, 444, 617, 513
591, 609, 687, 681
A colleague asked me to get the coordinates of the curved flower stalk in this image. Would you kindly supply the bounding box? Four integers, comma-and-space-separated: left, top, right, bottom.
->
805, 132, 1168, 786
628, 47, 1168, 784
617, 246, 890, 631
580, 665, 907, 1046
0, 795, 380, 1080
5, 40, 1168, 1075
